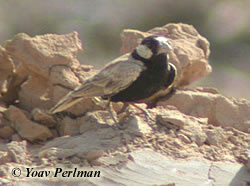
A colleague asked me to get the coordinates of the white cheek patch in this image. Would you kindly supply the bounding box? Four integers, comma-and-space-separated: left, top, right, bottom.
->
136, 45, 153, 59
155, 36, 168, 43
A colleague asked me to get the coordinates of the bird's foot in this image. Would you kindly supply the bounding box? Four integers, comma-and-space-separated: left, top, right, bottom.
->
131, 103, 155, 122
144, 110, 155, 122
113, 122, 126, 130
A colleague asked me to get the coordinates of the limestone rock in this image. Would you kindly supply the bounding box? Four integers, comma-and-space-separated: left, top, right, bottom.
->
120, 23, 211, 89
155, 106, 208, 126
0, 46, 14, 95
59, 116, 80, 136
1, 30, 102, 115
0, 64, 29, 105
40, 128, 123, 159
124, 115, 152, 137
155, 106, 208, 146
50, 65, 80, 89
85, 151, 106, 161
39, 147, 77, 159
158, 88, 250, 133
0, 151, 11, 164
7, 141, 28, 164
18, 73, 52, 111
0, 103, 7, 112
93, 153, 128, 166
79, 111, 115, 134
156, 109, 187, 129
205, 127, 226, 146
247, 157, 250, 171
177, 133, 192, 144
4, 32, 87, 112
4, 106, 53, 142
181, 125, 207, 147
0, 126, 15, 139
0, 111, 10, 130
5, 32, 82, 76
31, 108, 57, 128
11, 134, 22, 142
120, 29, 146, 54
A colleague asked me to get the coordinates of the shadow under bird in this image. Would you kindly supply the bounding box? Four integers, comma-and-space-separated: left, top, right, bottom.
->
49, 35, 177, 128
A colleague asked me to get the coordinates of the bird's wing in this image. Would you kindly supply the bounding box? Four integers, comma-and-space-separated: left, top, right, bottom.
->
72, 53, 145, 97
50, 53, 145, 113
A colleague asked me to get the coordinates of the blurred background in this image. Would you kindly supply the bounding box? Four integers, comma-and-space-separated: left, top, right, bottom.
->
0, 0, 249, 99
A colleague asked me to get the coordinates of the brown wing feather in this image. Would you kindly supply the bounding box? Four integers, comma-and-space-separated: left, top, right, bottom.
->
50, 53, 145, 113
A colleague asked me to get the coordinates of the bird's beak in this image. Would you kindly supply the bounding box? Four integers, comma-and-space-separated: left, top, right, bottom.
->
157, 37, 172, 55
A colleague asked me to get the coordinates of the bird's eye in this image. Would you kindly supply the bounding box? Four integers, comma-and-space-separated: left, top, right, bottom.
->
146, 40, 158, 53
140, 36, 165, 55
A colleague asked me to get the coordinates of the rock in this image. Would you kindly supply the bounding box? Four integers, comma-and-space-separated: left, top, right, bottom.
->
50, 65, 80, 89
93, 153, 128, 166
85, 151, 105, 161
195, 86, 219, 94
178, 117, 207, 146
39, 147, 77, 159
180, 128, 207, 147
205, 127, 226, 146
18, 74, 52, 111
0, 64, 29, 105
70, 156, 81, 164
6, 32, 82, 76
156, 109, 186, 129
177, 133, 192, 144
124, 115, 152, 137
120, 23, 211, 89
0, 178, 10, 185
247, 157, 250, 171
11, 134, 22, 142
0, 151, 11, 164
155, 106, 208, 146
59, 116, 80, 136
4, 106, 53, 142
158, 88, 250, 133
32, 108, 57, 128
0, 103, 7, 112
7, 141, 28, 164
0, 166, 8, 177
40, 128, 122, 160
79, 111, 114, 134
0, 110, 10, 129
214, 96, 250, 132
0, 126, 15, 139
0, 46, 14, 95
4, 32, 87, 112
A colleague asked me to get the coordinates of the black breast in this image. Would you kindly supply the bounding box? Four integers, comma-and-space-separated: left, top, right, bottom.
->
109, 54, 168, 102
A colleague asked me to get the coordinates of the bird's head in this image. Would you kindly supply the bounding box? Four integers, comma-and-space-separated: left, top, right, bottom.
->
135, 35, 172, 59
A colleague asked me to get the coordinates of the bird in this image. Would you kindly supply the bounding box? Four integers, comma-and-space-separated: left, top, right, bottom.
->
49, 35, 176, 128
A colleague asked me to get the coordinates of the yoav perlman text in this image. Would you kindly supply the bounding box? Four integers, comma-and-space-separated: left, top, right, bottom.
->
24, 167, 101, 178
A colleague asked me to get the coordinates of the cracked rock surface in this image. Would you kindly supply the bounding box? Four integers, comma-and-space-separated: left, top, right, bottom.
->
0, 24, 249, 185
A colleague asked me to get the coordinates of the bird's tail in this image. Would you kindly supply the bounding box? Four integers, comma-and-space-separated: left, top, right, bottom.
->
49, 91, 83, 114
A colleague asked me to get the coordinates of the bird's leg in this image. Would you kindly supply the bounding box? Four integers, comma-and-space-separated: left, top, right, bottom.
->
117, 102, 129, 114
130, 103, 154, 122
106, 99, 124, 129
